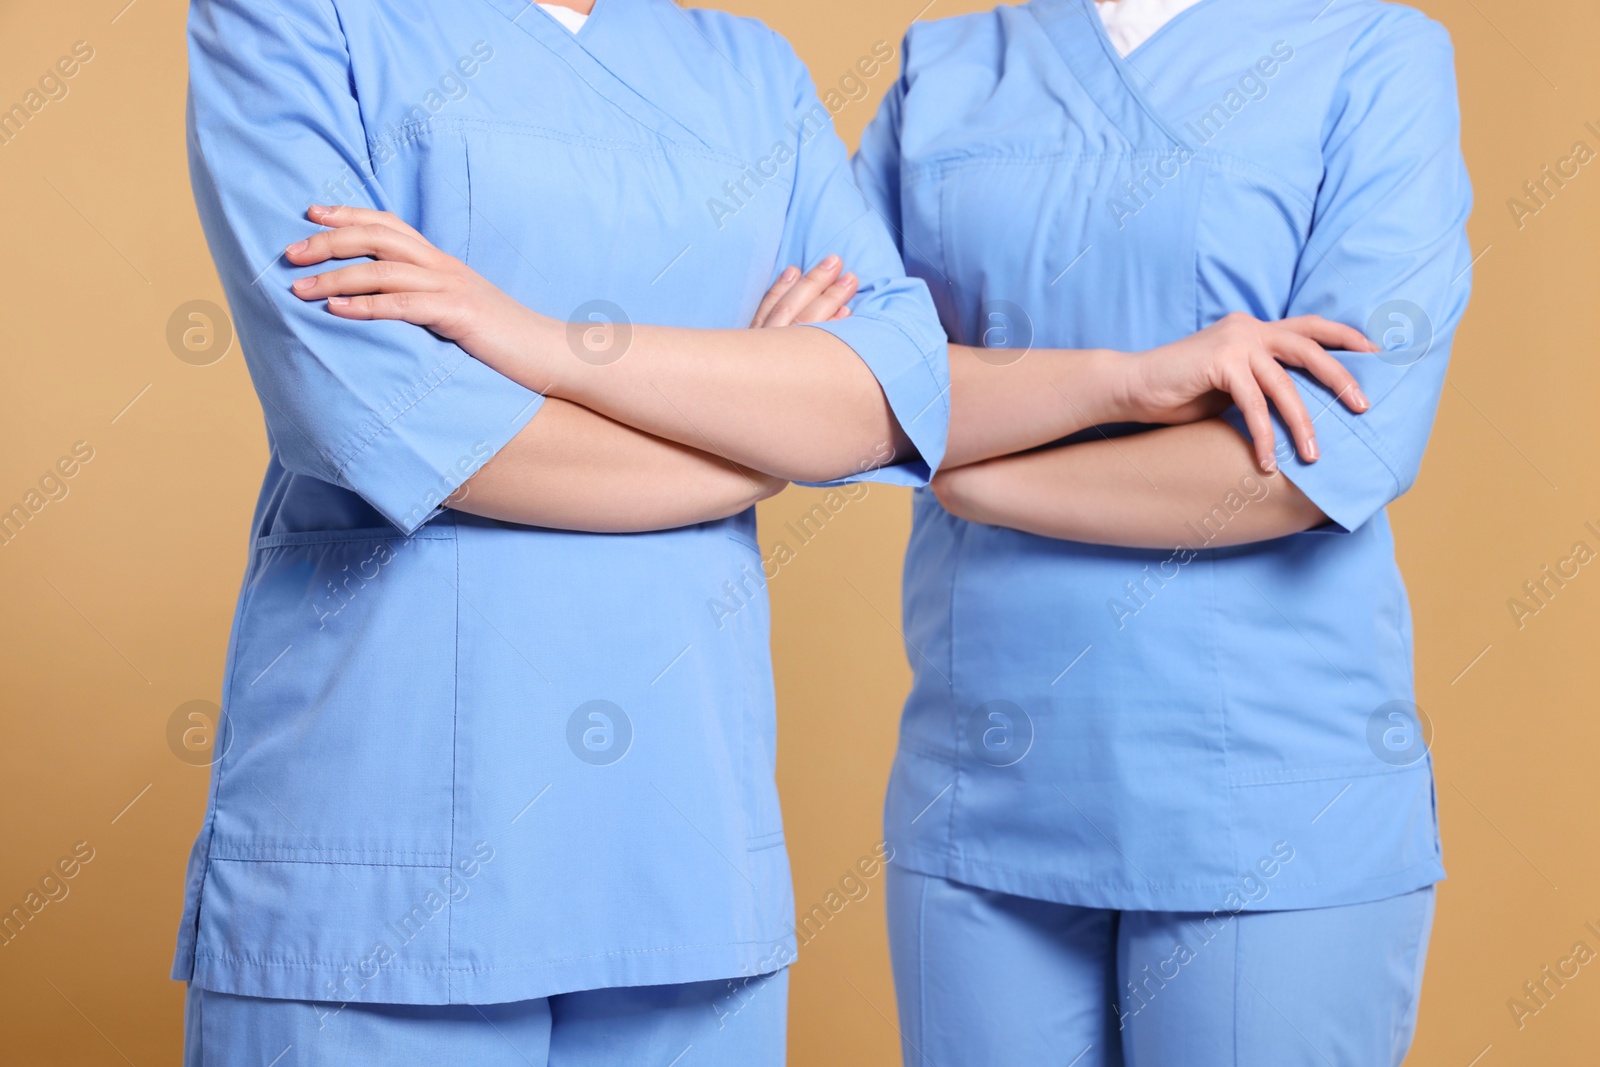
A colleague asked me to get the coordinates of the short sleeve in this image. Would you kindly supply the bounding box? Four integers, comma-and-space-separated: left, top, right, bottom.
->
188, 0, 542, 535
852, 73, 908, 251
1221, 11, 1473, 532
767, 33, 949, 485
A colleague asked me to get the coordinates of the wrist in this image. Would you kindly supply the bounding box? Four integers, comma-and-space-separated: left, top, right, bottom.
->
1062, 348, 1137, 426
498, 305, 568, 397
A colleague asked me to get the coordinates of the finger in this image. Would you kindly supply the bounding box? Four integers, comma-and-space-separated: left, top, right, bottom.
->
306, 204, 428, 245
1224, 366, 1279, 472
324, 291, 451, 327
1264, 328, 1370, 413
751, 266, 801, 328
1279, 314, 1379, 354
1253, 354, 1319, 463
286, 223, 441, 269
765, 255, 843, 327
291, 260, 447, 300
794, 272, 858, 326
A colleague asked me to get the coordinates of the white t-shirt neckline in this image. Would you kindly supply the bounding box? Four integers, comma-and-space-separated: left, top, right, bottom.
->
537, 3, 589, 34
1095, 0, 1206, 56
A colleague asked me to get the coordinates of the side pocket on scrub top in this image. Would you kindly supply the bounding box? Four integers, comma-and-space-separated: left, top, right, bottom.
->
208, 529, 460, 866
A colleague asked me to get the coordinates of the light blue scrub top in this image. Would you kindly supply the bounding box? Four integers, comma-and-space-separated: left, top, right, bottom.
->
856, 0, 1471, 913
174, 0, 949, 1005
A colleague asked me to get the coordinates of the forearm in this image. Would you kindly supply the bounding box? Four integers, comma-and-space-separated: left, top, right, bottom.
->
504, 315, 909, 484
452, 397, 784, 533
944, 343, 1128, 468
933, 418, 1329, 549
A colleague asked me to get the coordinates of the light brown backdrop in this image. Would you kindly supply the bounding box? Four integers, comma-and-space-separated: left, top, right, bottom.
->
1, 0, 1596, 1063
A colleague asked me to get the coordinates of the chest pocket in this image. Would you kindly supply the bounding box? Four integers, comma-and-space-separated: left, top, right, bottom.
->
453, 119, 789, 331
933, 149, 1211, 355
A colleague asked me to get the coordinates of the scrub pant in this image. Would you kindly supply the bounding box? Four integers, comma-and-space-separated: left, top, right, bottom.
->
184, 970, 788, 1066
886, 869, 1434, 1067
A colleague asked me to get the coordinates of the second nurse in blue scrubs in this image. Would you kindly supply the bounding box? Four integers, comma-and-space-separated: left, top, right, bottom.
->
846, 0, 1475, 1063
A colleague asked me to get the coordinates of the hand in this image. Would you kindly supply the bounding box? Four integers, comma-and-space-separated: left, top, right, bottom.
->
285, 204, 540, 378
750, 255, 857, 327
1117, 312, 1378, 471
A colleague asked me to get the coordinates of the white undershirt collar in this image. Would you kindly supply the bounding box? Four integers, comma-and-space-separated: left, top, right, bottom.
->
1095, 0, 1205, 56
537, 3, 589, 34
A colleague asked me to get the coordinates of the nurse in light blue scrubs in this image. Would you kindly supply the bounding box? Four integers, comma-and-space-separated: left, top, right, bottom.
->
847, 0, 1474, 1063
176, 0, 953, 1062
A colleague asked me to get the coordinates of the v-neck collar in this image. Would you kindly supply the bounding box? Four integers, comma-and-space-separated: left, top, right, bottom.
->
1030, 0, 1201, 150
473, 0, 716, 150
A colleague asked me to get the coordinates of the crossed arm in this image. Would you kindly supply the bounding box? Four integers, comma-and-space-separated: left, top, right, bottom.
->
287, 207, 886, 533
928, 330, 1363, 549
286, 205, 1371, 540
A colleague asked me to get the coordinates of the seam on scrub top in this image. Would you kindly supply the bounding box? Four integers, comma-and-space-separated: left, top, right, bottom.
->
894, 741, 959, 767
447, 529, 461, 972
746, 831, 786, 852
906, 148, 1187, 181
907, 147, 1315, 229
208, 849, 452, 867
1337, 407, 1408, 485
368, 116, 769, 176
1061, 0, 1194, 152
1201, 497, 1242, 890
933, 163, 951, 319
1286, 372, 1407, 484
178, 545, 260, 976
901, 845, 1442, 895
942, 508, 974, 859
462, 131, 473, 268
1227, 762, 1428, 787
192, 935, 793, 974
253, 527, 456, 549
209, 843, 456, 857
1199, 150, 1317, 216
725, 532, 762, 554
332, 354, 470, 480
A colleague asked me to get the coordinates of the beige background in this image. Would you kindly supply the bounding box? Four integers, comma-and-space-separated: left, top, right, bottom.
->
1, 0, 1596, 1063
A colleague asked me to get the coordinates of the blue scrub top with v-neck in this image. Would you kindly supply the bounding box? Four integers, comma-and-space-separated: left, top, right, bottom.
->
855, 0, 1471, 913
174, 0, 949, 1006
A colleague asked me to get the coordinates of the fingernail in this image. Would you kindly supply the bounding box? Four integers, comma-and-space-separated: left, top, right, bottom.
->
309, 205, 332, 216
1262, 456, 1277, 472
841, 272, 857, 287
292, 276, 316, 292
286, 239, 309, 254
822, 255, 841, 269
782, 266, 799, 281
1352, 386, 1370, 410
1306, 438, 1319, 462
327, 296, 350, 307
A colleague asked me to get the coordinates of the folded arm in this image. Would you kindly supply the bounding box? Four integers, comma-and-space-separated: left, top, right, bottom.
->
455, 398, 783, 533
945, 12, 1473, 551
289, 203, 933, 487
933, 419, 1326, 549
454, 265, 860, 532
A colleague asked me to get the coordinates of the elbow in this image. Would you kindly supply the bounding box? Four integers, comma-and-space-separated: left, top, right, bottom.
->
789, 419, 909, 485
930, 465, 983, 523
747, 471, 788, 506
